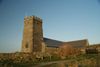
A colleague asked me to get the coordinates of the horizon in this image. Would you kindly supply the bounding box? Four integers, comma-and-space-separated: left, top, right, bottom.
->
0, 0, 100, 52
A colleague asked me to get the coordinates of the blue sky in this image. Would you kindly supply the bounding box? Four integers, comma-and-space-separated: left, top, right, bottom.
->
0, 0, 100, 53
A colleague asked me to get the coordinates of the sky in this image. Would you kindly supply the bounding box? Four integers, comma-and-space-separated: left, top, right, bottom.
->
0, 0, 100, 53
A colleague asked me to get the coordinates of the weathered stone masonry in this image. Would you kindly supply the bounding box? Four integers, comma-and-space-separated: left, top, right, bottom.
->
21, 16, 45, 53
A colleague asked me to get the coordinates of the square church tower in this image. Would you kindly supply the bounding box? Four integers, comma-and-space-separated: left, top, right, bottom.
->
21, 16, 45, 53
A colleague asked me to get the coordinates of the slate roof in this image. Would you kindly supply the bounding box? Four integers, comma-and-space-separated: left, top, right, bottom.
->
44, 38, 89, 48
43, 38, 63, 47
63, 39, 89, 48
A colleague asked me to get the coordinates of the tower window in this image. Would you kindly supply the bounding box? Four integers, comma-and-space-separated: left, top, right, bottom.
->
25, 43, 28, 48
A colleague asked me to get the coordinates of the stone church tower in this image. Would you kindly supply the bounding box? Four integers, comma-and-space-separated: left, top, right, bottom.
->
21, 16, 45, 53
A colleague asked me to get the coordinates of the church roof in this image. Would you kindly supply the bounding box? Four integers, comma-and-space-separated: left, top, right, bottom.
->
63, 39, 89, 48
43, 38, 63, 48
44, 38, 89, 48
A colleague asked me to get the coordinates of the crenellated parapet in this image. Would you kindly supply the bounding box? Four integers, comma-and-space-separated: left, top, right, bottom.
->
24, 16, 42, 22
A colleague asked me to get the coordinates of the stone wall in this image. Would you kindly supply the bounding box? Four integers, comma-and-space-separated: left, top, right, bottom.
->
45, 47, 59, 55
21, 16, 44, 53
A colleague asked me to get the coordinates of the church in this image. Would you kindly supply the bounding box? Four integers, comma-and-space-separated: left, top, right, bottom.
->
21, 16, 89, 55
